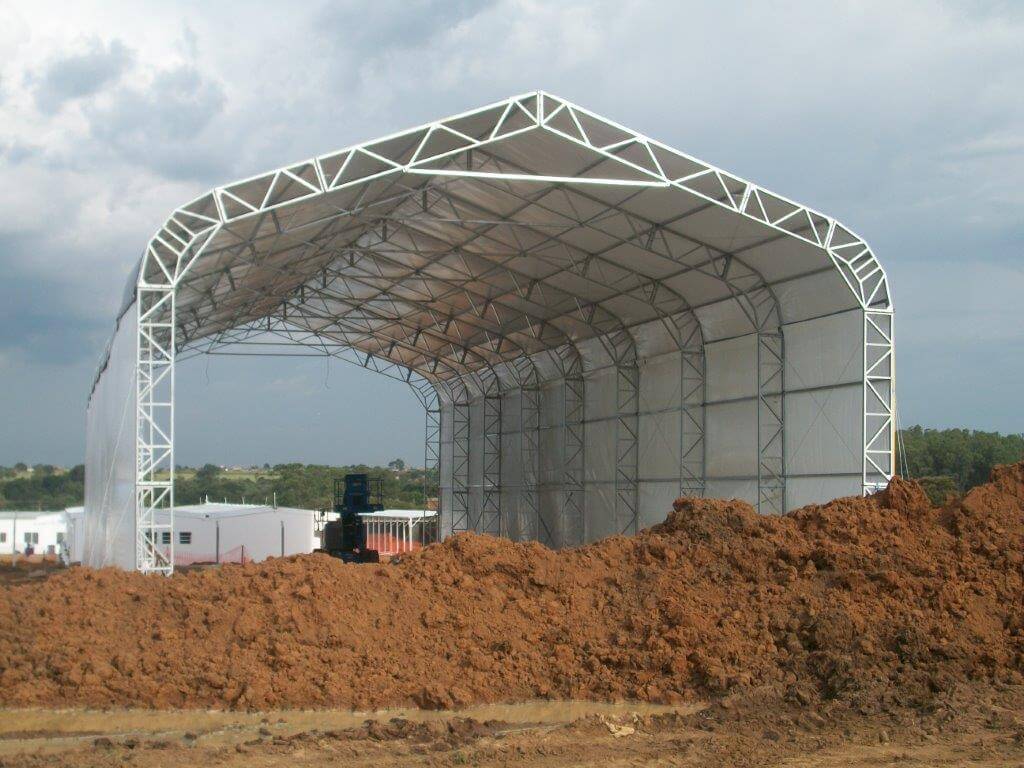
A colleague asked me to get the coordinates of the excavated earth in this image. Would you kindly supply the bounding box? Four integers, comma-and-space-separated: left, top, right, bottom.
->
1, 463, 1023, 717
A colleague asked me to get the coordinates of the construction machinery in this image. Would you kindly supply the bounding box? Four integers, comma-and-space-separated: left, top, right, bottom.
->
318, 474, 382, 563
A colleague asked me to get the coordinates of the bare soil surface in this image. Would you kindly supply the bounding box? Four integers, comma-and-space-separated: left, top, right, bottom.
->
1, 462, 1023, 764
0, 558, 64, 587
0, 685, 1021, 767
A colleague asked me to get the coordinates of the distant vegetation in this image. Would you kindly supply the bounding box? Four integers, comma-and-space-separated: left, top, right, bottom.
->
0, 462, 436, 511
0, 465, 84, 510
174, 463, 438, 511
2, 426, 1022, 510
899, 426, 1024, 504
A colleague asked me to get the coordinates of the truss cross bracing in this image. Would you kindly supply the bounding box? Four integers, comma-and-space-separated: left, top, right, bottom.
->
479, 393, 502, 536
560, 359, 586, 545
422, 394, 441, 544
450, 401, 471, 534
83, 91, 895, 573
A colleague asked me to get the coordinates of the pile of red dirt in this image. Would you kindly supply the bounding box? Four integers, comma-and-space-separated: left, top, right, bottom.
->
1, 463, 1022, 711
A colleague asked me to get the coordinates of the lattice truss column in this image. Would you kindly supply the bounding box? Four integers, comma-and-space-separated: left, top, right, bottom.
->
757, 332, 785, 514
667, 312, 706, 498
863, 310, 894, 492
423, 398, 441, 476
518, 385, 542, 541
510, 358, 544, 543
136, 284, 175, 574
560, 350, 585, 546
421, 383, 441, 542
599, 330, 640, 536
449, 398, 471, 535
479, 387, 503, 536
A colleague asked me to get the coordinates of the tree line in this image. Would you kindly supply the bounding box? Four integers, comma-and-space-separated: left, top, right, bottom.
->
0, 462, 436, 512
899, 426, 1024, 503
0, 465, 85, 510
2, 426, 1022, 510
175, 463, 438, 511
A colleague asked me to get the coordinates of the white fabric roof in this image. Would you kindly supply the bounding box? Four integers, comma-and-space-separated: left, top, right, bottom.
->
84, 92, 897, 576
109, 91, 888, 402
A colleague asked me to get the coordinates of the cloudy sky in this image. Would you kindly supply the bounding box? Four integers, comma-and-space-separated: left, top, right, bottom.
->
0, 0, 1021, 467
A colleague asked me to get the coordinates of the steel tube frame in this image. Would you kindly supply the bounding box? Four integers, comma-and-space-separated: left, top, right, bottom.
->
479, 392, 502, 535
560, 354, 586, 545
757, 332, 785, 514
136, 284, 175, 574
86, 90, 894, 574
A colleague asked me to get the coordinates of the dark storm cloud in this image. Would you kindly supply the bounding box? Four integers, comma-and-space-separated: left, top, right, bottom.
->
0, 235, 109, 364
1, 0, 1022, 469
85, 64, 230, 182
315, 0, 494, 53
30, 38, 134, 114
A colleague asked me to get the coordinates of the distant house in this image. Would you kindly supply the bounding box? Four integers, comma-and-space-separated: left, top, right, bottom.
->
63, 503, 316, 568
152, 501, 319, 566
0, 511, 67, 558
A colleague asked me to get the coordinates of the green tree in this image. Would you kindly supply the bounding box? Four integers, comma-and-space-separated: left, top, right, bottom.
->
0, 465, 85, 510
899, 425, 1024, 493
195, 464, 222, 483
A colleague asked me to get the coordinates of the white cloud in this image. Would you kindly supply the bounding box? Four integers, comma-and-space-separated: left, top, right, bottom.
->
29, 37, 134, 113
85, 63, 229, 179
0, 0, 1022, 454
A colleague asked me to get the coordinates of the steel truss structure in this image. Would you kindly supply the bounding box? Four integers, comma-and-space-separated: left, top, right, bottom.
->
84, 92, 895, 573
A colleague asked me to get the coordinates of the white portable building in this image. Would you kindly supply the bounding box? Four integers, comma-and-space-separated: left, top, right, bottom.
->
152, 501, 318, 566
0, 511, 67, 557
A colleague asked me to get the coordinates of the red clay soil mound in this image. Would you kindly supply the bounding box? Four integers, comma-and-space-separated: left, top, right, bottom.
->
1, 463, 1022, 711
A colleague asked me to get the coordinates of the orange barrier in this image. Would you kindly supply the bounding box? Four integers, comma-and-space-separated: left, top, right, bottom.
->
364, 531, 424, 557
168, 545, 253, 567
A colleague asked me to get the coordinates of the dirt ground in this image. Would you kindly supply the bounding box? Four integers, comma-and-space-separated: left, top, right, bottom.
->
5, 465, 1024, 713
1, 685, 1022, 767
2, 463, 1024, 765
0, 558, 64, 587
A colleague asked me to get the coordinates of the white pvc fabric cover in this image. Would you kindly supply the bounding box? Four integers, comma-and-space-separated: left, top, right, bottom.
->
84, 303, 137, 569
86, 91, 895, 571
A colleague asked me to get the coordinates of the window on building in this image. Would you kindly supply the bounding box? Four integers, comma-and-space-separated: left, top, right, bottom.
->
56, 532, 65, 544
161, 531, 171, 545
179, 532, 192, 545
0, 532, 6, 543
24, 532, 39, 544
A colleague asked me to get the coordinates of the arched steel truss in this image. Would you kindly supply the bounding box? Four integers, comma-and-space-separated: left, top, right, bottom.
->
101, 91, 893, 574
